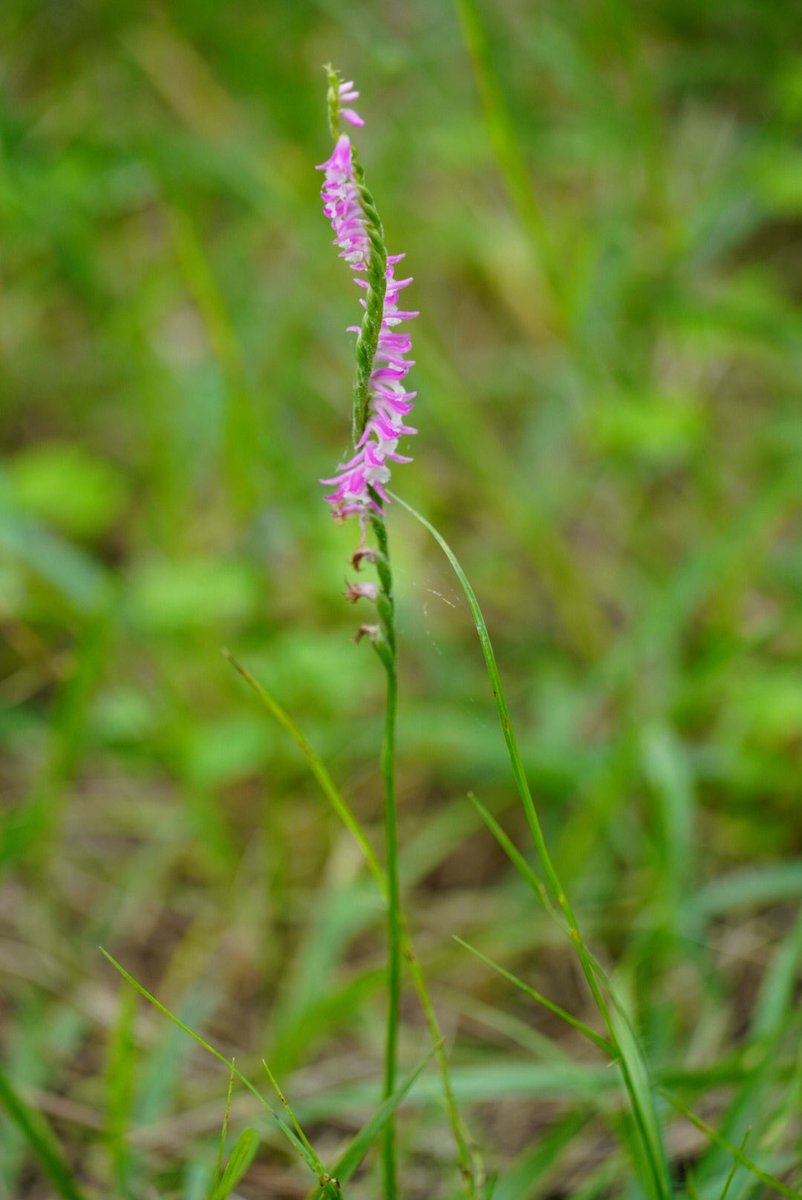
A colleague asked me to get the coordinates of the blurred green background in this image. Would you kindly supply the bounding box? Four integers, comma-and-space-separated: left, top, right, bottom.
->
2, 1, 802, 1196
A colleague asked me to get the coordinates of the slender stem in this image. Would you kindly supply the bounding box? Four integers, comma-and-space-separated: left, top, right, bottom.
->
371, 510, 402, 1200
350, 154, 387, 444
381, 645, 400, 1199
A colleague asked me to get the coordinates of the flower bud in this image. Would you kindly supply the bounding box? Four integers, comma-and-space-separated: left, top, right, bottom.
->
354, 623, 381, 645
351, 546, 378, 571
344, 580, 379, 604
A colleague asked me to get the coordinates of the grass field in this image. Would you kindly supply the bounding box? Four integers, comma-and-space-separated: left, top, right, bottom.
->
2, 2, 802, 1197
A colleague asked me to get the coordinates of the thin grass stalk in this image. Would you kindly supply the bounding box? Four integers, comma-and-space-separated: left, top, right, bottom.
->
0, 1064, 89, 1200
382, 658, 400, 1200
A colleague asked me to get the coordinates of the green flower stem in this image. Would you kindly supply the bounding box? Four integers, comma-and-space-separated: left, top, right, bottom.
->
382, 651, 400, 1200
319, 71, 462, 1194
351, 157, 387, 444
370, 508, 401, 1200
324, 63, 341, 140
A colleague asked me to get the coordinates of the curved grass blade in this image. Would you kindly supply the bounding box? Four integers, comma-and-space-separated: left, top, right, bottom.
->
389, 495, 570, 915
0, 1063, 88, 1200
393, 494, 673, 1200
223, 651, 382, 885
99, 949, 327, 1180
468, 793, 557, 922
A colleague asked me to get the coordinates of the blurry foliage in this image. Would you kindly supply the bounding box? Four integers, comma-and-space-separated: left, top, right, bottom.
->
1, 0, 802, 1197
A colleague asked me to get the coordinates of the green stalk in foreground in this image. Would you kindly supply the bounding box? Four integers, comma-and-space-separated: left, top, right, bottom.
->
393, 493, 674, 1200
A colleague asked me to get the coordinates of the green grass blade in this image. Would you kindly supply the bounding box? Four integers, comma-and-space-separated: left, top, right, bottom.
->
695, 864, 802, 918
224, 652, 383, 889
606, 1000, 672, 1200
468, 792, 558, 921
212, 1062, 236, 1193
104, 983, 137, 1194
210, 1128, 259, 1200
685, 1168, 702, 1200
661, 1090, 799, 1200
329, 1044, 440, 1186
454, 937, 614, 1056
390, 495, 563, 910
720, 1130, 751, 1200
0, 1063, 88, 1200
262, 1060, 324, 1174
695, 909, 802, 1195
291, 1060, 615, 1119
641, 724, 696, 936
99, 949, 325, 1177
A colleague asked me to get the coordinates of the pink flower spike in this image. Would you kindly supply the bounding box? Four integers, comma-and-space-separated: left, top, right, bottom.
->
318, 74, 418, 524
